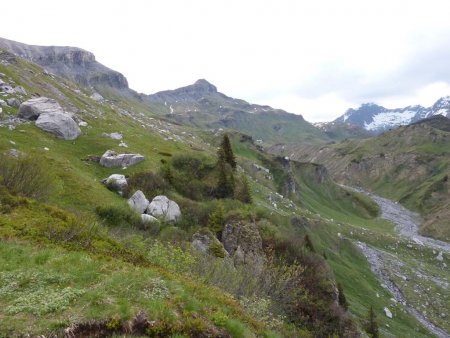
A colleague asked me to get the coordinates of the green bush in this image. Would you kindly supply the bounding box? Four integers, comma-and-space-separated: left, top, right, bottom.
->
126, 171, 170, 199
95, 205, 142, 228
0, 153, 54, 200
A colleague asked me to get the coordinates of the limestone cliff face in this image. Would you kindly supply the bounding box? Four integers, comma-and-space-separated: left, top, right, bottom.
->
0, 37, 128, 90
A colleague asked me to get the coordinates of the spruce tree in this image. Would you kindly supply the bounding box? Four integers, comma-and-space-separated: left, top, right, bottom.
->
366, 306, 379, 338
208, 202, 225, 238
235, 174, 252, 203
220, 133, 236, 170
337, 282, 348, 311
216, 140, 235, 198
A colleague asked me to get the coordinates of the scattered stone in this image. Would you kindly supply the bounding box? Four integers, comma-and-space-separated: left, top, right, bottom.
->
44, 147, 49, 151
384, 307, 393, 318
8, 148, 24, 157
99, 150, 144, 168
36, 111, 81, 140
102, 174, 128, 194
18, 97, 64, 120
119, 141, 128, 148
147, 195, 181, 222
436, 251, 444, 262
102, 132, 123, 140
0, 99, 6, 107
6, 98, 20, 108
78, 121, 88, 127
13, 86, 27, 95
127, 190, 149, 214
9, 140, 15, 145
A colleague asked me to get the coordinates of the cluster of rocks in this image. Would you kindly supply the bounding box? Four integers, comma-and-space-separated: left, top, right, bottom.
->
128, 190, 181, 224
17, 97, 82, 140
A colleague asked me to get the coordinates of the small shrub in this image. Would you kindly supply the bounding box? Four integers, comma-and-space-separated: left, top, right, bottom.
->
95, 205, 141, 228
208, 242, 226, 258
126, 171, 169, 198
0, 153, 54, 200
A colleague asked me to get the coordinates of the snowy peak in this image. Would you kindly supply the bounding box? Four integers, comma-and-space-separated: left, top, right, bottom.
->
335, 97, 450, 133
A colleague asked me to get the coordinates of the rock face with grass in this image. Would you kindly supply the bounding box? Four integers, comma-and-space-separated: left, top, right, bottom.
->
18, 97, 63, 120
102, 174, 128, 195
147, 195, 181, 222
221, 221, 265, 270
99, 150, 144, 168
127, 190, 149, 214
35, 111, 81, 140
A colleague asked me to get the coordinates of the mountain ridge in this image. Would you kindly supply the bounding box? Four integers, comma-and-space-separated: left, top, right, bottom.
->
334, 97, 450, 132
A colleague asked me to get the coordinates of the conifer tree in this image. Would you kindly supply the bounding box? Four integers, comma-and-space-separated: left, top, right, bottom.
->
220, 133, 236, 170
208, 202, 225, 238
337, 282, 348, 311
235, 174, 252, 203
216, 139, 236, 198
365, 306, 379, 338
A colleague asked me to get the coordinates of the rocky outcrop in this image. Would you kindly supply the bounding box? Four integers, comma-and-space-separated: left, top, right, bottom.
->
102, 174, 128, 195
221, 221, 265, 270
35, 111, 81, 140
99, 150, 144, 168
0, 37, 129, 91
192, 229, 227, 258
146, 195, 181, 222
127, 190, 149, 214
18, 97, 64, 120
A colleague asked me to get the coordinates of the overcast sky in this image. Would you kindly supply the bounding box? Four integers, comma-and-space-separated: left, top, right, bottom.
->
3, 0, 450, 121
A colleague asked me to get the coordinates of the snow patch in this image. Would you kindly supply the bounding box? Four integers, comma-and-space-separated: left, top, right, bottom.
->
364, 110, 416, 131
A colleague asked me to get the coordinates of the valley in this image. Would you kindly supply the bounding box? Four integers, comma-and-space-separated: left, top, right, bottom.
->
0, 36, 448, 338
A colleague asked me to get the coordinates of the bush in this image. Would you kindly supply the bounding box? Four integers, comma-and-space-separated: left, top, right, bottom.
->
95, 205, 142, 228
126, 171, 170, 199
0, 153, 54, 200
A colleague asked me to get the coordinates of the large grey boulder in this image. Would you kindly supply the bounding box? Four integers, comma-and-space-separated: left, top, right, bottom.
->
35, 112, 81, 140
99, 150, 144, 168
18, 97, 63, 120
147, 195, 181, 222
141, 214, 159, 225
191, 229, 227, 258
127, 190, 149, 214
102, 174, 128, 195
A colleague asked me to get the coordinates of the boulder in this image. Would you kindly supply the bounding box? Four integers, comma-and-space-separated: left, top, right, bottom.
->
99, 150, 144, 168
103, 174, 128, 194
384, 307, 393, 319
127, 190, 149, 214
0, 99, 6, 107
18, 97, 64, 120
6, 98, 20, 108
221, 221, 265, 271
141, 214, 159, 225
147, 195, 181, 222
35, 112, 81, 140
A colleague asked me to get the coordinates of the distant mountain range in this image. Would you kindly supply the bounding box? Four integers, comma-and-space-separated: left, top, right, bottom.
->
334, 98, 450, 133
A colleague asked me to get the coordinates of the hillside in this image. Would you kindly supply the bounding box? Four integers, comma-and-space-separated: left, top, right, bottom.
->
0, 38, 448, 338
270, 117, 450, 242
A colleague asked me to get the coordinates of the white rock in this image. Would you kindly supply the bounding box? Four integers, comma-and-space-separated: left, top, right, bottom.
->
44, 147, 49, 151
384, 307, 393, 318
13, 86, 27, 95
119, 141, 128, 148
127, 190, 149, 214
90, 92, 104, 102
99, 150, 144, 168
18, 97, 63, 120
103, 174, 128, 194
36, 112, 81, 140
141, 214, 159, 225
436, 251, 444, 262
78, 121, 88, 127
102, 132, 123, 140
147, 195, 181, 222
